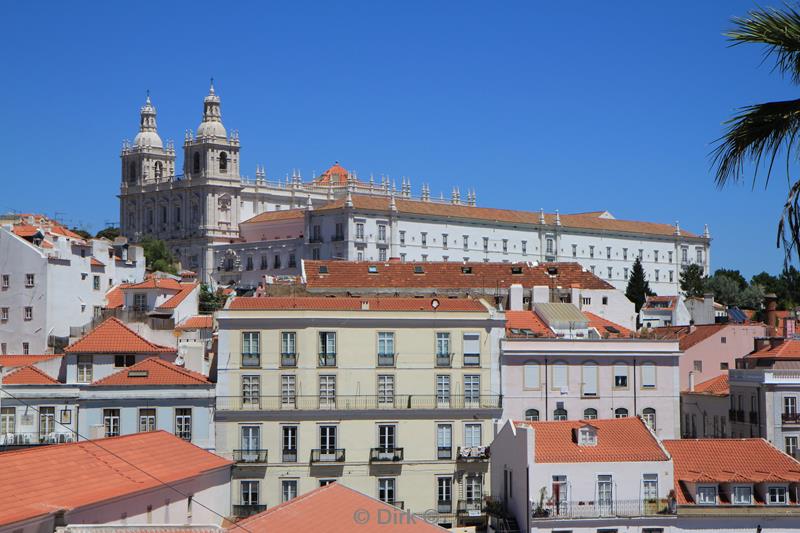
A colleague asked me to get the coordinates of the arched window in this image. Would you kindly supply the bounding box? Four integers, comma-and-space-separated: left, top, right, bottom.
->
219, 152, 228, 173
128, 162, 137, 182
553, 408, 568, 421
583, 408, 597, 420
154, 161, 163, 178
525, 409, 539, 421
642, 408, 656, 430
614, 407, 629, 418
193, 152, 201, 174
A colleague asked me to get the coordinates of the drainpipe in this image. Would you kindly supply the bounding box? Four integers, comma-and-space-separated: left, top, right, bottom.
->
544, 358, 549, 421
633, 358, 638, 416
757, 386, 762, 438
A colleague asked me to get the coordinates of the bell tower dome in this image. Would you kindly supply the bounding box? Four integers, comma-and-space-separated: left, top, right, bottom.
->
121, 92, 176, 185
183, 80, 240, 181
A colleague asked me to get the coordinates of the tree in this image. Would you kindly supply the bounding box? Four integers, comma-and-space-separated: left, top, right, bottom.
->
140, 237, 177, 274
740, 283, 767, 309
780, 265, 800, 308
96, 227, 121, 240
625, 258, 655, 318
70, 227, 92, 240
712, 5, 800, 265
713, 268, 747, 291
679, 264, 706, 298
199, 284, 226, 314
704, 274, 742, 306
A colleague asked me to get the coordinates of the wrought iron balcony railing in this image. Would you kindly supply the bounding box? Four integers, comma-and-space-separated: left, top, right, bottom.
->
437, 446, 453, 460
281, 353, 297, 367
233, 449, 268, 463
282, 449, 298, 463
533, 499, 676, 519
437, 500, 453, 514
457, 498, 487, 516
782, 412, 800, 424
232, 504, 267, 518
217, 395, 502, 411
456, 446, 490, 461
310, 448, 346, 463
370, 447, 404, 462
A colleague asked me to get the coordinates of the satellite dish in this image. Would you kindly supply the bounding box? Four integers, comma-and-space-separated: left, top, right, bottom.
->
431, 298, 440, 310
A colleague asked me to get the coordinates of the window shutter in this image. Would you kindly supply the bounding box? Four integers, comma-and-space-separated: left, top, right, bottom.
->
463, 333, 480, 354
524, 364, 540, 388
583, 364, 598, 395
553, 364, 567, 388
642, 363, 656, 387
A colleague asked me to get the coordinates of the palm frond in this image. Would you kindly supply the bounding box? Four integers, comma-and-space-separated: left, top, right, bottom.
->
728, 4, 800, 83
778, 178, 800, 266
711, 98, 800, 187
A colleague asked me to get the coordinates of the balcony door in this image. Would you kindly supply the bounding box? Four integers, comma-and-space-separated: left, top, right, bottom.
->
597, 475, 613, 516
241, 426, 260, 452
320, 425, 337, 460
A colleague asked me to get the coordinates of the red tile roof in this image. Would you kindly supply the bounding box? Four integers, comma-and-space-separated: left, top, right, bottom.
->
2, 365, 60, 385
663, 439, 800, 504
11, 224, 42, 238
0, 431, 231, 527
236, 482, 447, 532
313, 163, 352, 187
584, 312, 634, 338
0, 354, 61, 368
64, 318, 174, 354
686, 374, 729, 396
90, 257, 105, 267
504, 310, 556, 338
176, 315, 214, 330
227, 296, 488, 312
157, 282, 198, 310
105, 285, 126, 309
313, 194, 699, 238
643, 295, 677, 311
304, 260, 614, 291
746, 338, 800, 360
125, 278, 183, 291
241, 209, 306, 225
651, 324, 736, 351
515, 417, 669, 463
92, 357, 209, 386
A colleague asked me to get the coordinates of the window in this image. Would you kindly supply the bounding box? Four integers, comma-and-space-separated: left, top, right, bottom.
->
641, 362, 656, 388
319, 425, 337, 452
0, 308, 7, 321
521, 240, 527, 255
582, 362, 598, 397
319, 332, 336, 366
582, 297, 591, 305
465, 475, 483, 503
0, 342, 5, 354
623, 267, 629, 280
578, 427, 597, 446
378, 478, 396, 504
23, 307, 32, 321
589, 245, 595, 258
525, 409, 540, 421
241, 332, 260, 366
279, 479, 298, 503
241, 480, 259, 506
77, 355, 93, 383
642, 408, 656, 430
175, 408, 192, 441
784, 396, 797, 415
552, 362, 568, 389
39, 407, 55, 436
607, 267, 613, 279
281, 332, 297, 364
273, 254, 281, 269
442, 234, 448, 249
334, 222, 344, 241
614, 408, 629, 418
115, 355, 135, 367
546, 238, 554, 254
733, 485, 752, 505
464, 375, 480, 404
242, 375, 260, 407
240, 426, 260, 453
1, 275, 8, 288
583, 408, 597, 419
378, 224, 386, 242
461, 235, 470, 251
697, 486, 716, 505
463, 333, 480, 366
654, 269, 659, 281
104, 409, 120, 437
769, 486, 787, 505
693, 360, 703, 372
642, 473, 658, 502
464, 423, 482, 448
378, 424, 396, 452
524, 362, 540, 389
282, 425, 298, 462
483, 237, 489, 252
0, 407, 14, 434
133, 293, 147, 311
436, 375, 451, 406
25, 274, 34, 287
281, 375, 296, 406
378, 332, 395, 366
356, 223, 365, 240
319, 375, 336, 407
597, 475, 613, 511
399, 230, 406, 246
502, 239, 508, 254
720, 362, 729, 370
92, 275, 101, 290
669, 270, 674, 282
437, 424, 452, 459
378, 375, 395, 405
22, 342, 29, 355
139, 409, 156, 432
613, 363, 628, 388
421, 232, 427, 247
436, 332, 451, 366
288, 254, 296, 268
400, 253, 406, 262
437, 477, 452, 509
602, 296, 608, 305
785, 436, 798, 458
553, 408, 567, 421
572, 244, 577, 257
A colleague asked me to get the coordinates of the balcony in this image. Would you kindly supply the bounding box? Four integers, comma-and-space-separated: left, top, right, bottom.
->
782, 412, 800, 424
217, 394, 502, 412
0, 432, 75, 448
281, 352, 297, 367
232, 504, 267, 518
310, 448, 346, 463
282, 449, 298, 463
457, 446, 490, 461
378, 353, 395, 367
232, 449, 268, 464
533, 499, 676, 520
438, 446, 453, 460
331, 234, 345, 242
318, 353, 336, 367
384, 500, 404, 509
241, 354, 260, 368
308, 236, 324, 244
728, 409, 745, 423
457, 498, 486, 518
438, 500, 453, 514
370, 447, 404, 462
436, 353, 452, 367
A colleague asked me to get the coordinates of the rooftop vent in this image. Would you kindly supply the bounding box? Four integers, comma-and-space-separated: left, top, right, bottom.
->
414, 266, 425, 274
318, 265, 328, 274
461, 266, 473, 274
511, 266, 523, 275
604, 325, 620, 334
547, 266, 558, 277
368, 265, 378, 274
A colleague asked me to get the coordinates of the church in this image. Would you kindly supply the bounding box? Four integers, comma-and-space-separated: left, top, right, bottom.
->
119, 84, 710, 294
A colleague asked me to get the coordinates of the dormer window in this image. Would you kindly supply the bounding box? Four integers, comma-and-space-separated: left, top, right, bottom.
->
577, 425, 597, 446
768, 486, 788, 505
697, 485, 717, 505
732, 485, 752, 505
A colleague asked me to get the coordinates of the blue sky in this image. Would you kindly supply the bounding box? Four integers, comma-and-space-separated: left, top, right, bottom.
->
2, 1, 797, 278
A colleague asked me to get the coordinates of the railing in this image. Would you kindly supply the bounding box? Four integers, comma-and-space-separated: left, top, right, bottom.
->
438, 500, 453, 514
457, 446, 490, 461
384, 500, 404, 509
370, 447, 404, 462
282, 449, 298, 463
457, 498, 487, 517
438, 446, 453, 460
463, 353, 481, 366
308, 236, 324, 244
148, 317, 175, 330
232, 449, 268, 463
241, 354, 261, 367
0, 432, 75, 446
232, 504, 267, 518
782, 412, 800, 424
436, 354, 452, 367
728, 409, 745, 422
533, 499, 676, 519
331, 235, 345, 242
310, 448, 346, 463
217, 395, 502, 411
281, 353, 297, 367
378, 354, 395, 367
318, 353, 336, 367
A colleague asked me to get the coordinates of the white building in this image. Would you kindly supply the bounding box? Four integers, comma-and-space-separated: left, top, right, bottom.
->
641, 295, 691, 329
0, 214, 145, 355
680, 374, 729, 438
118, 86, 711, 292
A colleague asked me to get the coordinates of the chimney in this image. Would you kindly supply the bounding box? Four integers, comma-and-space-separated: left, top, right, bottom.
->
509, 284, 524, 311
786, 310, 797, 338
361, 300, 370, 311
765, 293, 778, 336
688, 371, 695, 392
689, 320, 696, 334
754, 337, 770, 352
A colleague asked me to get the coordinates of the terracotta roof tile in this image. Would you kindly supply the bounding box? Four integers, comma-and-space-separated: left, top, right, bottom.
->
241, 209, 306, 224
0, 354, 61, 367
643, 295, 678, 311
584, 312, 634, 338
305, 260, 613, 291
0, 431, 231, 527
227, 296, 487, 312
105, 285, 126, 309
236, 482, 447, 532
157, 283, 197, 310
90, 257, 105, 267
747, 338, 800, 360
313, 163, 352, 187
2, 365, 60, 385
64, 318, 174, 354
504, 310, 556, 338
685, 374, 729, 396
515, 417, 669, 463
176, 315, 214, 330
125, 278, 183, 291
11, 224, 42, 238
664, 439, 800, 504
92, 357, 209, 386
651, 324, 736, 351
312, 194, 700, 238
